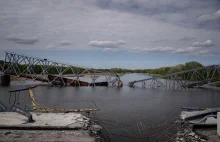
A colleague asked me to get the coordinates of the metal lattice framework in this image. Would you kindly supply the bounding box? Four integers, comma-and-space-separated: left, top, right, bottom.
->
128, 65, 220, 89
1, 52, 121, 86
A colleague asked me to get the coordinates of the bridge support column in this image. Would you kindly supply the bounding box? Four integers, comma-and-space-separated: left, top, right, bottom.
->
1, 74, 10, 86
128, 81, 135, 87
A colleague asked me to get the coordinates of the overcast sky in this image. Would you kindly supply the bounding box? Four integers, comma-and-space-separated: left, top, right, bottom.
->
0, 0, 220, 69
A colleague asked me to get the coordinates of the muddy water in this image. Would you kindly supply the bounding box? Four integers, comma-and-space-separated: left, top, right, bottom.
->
0, 73, 220, 142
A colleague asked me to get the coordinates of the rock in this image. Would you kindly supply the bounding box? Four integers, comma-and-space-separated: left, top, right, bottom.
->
195, 135, 198, 139
90, 124, 102, 135
188, 132, 195, 136
199, 138, 207, 141
184, 129, 190, 134
177, 132, 184, 136
4, 131, 11, 135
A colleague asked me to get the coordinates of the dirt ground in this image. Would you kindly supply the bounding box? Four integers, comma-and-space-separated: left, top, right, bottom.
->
0, 130, 96, 142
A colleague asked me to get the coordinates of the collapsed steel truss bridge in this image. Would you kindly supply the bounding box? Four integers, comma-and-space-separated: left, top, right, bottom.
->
1, 52, 121, 87
1, 52, 220, 89
128, 65, 220, 89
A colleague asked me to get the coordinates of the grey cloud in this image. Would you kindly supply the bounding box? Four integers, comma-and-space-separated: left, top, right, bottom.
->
92, 0, 220, 30
174, 47, 198, 54
95, 0, 194, 14
102, 48, 119, 51
5, 35, 38, 45
198, 9, 220, 22
59, 40, 72, 46
171, 46, 213, 56
46, 40, 73, 50
179, 36, 196, 41
88, 40, 126, 48
130, 45, 214, 56
142, 47, 175, 53
197, 9, 220, 29
131, 46, 175, 53
192, 50, 214, 56
46, 45, 58, 50
0, 0, 220, 60
172, 46, 214, 56
103, 48, 112, 51
46, 44, 73, 50
117, 40, 126, 45
192, 40, 214, 47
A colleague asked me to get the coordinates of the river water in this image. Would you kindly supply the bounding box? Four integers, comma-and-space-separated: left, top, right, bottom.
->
0, 73, 220, 142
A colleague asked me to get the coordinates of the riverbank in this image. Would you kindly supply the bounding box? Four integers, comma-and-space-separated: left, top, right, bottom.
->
211, 82, 220, 87
0, 112, 103, 142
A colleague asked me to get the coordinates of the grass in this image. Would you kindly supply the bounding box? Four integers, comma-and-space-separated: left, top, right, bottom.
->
211, 82, 220, 87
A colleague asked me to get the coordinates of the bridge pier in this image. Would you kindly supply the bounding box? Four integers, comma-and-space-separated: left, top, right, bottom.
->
1, 74, 10, 86
128, 81, 135, 87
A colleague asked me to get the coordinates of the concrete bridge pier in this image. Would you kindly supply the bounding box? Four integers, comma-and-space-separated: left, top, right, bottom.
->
128, 81, 135, 87
1, 74, 10, 86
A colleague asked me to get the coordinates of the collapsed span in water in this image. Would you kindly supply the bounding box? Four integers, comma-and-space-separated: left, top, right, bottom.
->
1, 52, 123, 87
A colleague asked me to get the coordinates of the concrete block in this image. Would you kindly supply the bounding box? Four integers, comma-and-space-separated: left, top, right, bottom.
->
217, 112, 220, 136
1, 75, 10, 86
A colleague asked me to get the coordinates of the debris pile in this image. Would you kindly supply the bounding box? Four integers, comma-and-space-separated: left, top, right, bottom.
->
176, 128, 207, 142
175, 107, 220, 142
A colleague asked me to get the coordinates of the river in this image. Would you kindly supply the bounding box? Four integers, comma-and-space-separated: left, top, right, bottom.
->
0, 73, 220, 142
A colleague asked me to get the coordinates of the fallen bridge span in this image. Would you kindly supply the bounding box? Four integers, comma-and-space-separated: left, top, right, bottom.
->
128, 65, 220, 89
1, 52, 122, 87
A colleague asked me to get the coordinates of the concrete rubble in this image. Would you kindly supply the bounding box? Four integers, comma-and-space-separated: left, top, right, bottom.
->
0, 112, 103, 142
175, 110, 220, 142
176, 128, 207, 142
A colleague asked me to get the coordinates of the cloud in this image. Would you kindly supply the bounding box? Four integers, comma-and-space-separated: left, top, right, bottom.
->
192, 40, 214, 47
198, 9, 220, 22
46, 40, 73, 50
130, 45, 214, 56
46, 45, 57, 50
131, 47, 141, 51
142, 47, 175, 53
46, 44, 73, 50
171, 46, 214, 56
117, 40, 126, 45
103, 48, 112, 51
0, 0, 219, 68
174, 47, 198, 54
93, 0, 220, 30
5, 34, 38, 45
95, 0, 195, 15
192, 50, 214, 56
59, 40, 72, 46
88, 40, 126, 48
179, 36, 196, 41
131, 46, 175, 53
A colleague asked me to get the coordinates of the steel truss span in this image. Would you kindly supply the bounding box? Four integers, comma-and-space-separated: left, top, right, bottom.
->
2, 52, 121, 87
128, 65, 220, 89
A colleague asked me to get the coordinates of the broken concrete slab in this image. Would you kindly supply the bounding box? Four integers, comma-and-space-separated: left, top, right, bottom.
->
0, 112, 89, 129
